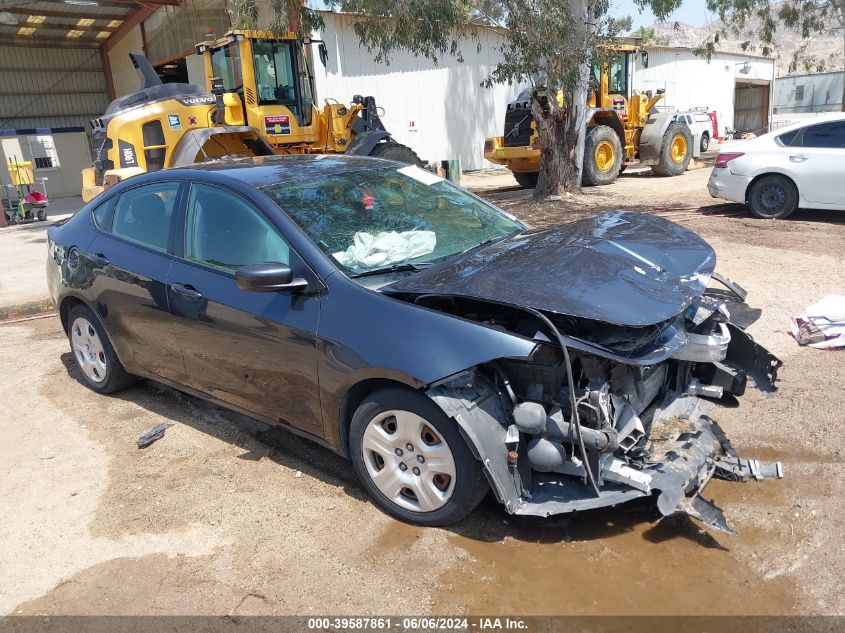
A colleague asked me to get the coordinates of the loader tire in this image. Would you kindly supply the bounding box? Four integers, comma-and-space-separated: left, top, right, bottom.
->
651, 122, 692, 176
582, 125, 623, 186
513, 172, 538, 188
369, 141, 424, 166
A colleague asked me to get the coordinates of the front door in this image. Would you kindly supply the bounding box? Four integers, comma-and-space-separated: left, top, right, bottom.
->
85, 180, 187, 382
167, 182, 324, 435
789, 120, 845, 206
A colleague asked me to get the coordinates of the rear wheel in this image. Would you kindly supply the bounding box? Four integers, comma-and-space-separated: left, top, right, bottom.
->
700, 132, 710, 152
67, 304, 135, 394
513, 172, 538, 188
582, 125, 623, 186
651, 122, 692, 176
747, 175, 798, 219
368, 141, 424, 166
350, 388, 488, 526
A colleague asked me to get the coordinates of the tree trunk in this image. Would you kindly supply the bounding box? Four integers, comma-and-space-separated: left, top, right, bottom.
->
530, 0, 593, 199
531, 93, 580, 198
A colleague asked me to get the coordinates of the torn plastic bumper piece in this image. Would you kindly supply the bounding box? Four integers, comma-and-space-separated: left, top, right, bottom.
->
713, 456, 785, 482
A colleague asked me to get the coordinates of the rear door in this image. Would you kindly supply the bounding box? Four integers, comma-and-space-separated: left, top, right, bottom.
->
788, 121, 845, 205
85, 180, 187, 381
166, 181, 324, 435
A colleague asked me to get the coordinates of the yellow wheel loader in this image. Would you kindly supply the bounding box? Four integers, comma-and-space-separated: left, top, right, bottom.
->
82, 30, 422, 201
483, 43, 693, 188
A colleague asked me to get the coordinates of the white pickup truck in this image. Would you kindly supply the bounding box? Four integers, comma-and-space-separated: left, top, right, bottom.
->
673, 112, 715, 152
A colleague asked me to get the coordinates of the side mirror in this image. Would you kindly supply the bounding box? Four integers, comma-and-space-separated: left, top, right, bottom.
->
319, 42, 328, 67
235, 262, 308, 293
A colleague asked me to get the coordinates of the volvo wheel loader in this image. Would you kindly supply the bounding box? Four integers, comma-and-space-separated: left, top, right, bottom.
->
483, 43, 693, 188
82, 30, 422, 201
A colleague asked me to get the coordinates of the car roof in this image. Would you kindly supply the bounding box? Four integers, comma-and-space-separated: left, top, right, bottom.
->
157, 154, 407, 187
767, 112, 845, 136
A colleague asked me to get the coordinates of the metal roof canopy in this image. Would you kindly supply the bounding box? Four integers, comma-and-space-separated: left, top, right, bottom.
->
0, 0, 179, 49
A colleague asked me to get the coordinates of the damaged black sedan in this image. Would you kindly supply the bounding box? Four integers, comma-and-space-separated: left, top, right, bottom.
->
47, 155, 783, 535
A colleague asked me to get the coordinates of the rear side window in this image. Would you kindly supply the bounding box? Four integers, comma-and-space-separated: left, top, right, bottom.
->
92, 198, 114, 230
801, 122, 845, 149
112, 182, 180, 252
184, 183, 290, 273
776, 129, 800, 146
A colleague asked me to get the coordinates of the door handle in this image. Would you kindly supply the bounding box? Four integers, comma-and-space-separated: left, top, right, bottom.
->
789, 154, 808, 162
170, 283, 203, 301
90, 253, 110, 267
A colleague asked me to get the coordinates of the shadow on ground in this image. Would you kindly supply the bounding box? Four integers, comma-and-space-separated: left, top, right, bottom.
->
59, 352, 730, 551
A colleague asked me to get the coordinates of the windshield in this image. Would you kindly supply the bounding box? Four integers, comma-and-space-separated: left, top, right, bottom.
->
262, 166, 523, 275
252, 39, 314, 125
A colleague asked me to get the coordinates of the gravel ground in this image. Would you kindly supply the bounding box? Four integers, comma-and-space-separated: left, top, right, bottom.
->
1, 164, 843, 617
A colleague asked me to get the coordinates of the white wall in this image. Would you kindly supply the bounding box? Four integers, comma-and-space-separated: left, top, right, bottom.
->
631, 47, 775, 135
311, 13, 526, 170
0, 131, 89, 198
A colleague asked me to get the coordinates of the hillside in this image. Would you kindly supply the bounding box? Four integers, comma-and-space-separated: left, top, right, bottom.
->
645, 19, 844, 77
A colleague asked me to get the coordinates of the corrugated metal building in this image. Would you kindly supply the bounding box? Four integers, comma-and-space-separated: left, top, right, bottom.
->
0, 45, 108, 130
632, 46, 776, 136
773, 71, 844, 113
0, 0, 185, 197
309, 13, 523, 170
1, 1, 779, 189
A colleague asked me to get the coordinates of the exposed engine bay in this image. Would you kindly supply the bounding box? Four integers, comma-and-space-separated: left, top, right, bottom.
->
396, 275, 783, 535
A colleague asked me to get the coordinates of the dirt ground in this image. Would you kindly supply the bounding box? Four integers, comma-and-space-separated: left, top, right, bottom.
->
1, 163, 844, 618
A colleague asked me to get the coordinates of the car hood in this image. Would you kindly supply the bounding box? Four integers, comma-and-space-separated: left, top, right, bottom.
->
384, 210, 716, 327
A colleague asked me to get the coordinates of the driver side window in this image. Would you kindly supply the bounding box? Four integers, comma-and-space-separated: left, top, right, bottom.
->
184, 183, 290, 273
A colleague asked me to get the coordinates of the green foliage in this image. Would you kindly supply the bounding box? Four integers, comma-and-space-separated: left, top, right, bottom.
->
697, 1, 843, 73
228, 0, 324, 35
633, 25, 669, 45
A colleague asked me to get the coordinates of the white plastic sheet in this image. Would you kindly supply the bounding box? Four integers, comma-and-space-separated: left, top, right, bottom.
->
789, 294, 845, 349
333, 230, 436, 269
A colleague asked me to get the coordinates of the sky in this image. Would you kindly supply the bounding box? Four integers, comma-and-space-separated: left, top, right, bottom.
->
611, 1, 719, 31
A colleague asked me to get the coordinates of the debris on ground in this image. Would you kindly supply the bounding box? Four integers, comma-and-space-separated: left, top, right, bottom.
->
789, 294, 845, 349
136, 423, 174, 449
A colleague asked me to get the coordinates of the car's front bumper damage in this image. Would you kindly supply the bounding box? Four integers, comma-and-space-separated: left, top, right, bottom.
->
425, 282, 784, 536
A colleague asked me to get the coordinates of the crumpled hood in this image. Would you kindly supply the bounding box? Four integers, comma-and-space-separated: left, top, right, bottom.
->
385, 211, 716, 327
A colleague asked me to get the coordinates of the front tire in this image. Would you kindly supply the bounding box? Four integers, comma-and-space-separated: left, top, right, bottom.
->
583, 125, 623, 186
513, 172, 538, 188
651, 122, 693, 176
350, 388, 488, 526
368, 141, 424, 166
67, 304, 134, 394
747, 175, 798, 219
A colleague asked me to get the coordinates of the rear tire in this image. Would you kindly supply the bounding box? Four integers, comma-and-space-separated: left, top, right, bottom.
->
67, 304, 135, 394
700, 132, 710, 152
582, 125, 623, 186
747, 175, 798, 219
368, 141, 424, 166
513, 172, 538, 188
349, 388, 488, 526
651, 122, 692, 176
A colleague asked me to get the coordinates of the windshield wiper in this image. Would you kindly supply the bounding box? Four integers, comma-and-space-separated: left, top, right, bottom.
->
349, 262, 432, 278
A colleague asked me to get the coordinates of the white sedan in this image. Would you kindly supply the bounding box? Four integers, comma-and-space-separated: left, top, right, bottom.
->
708, 113, 845, 219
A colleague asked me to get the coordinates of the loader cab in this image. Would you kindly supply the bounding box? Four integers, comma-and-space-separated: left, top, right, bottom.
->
197, 31, 323, 147
589, 50, 632, 110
